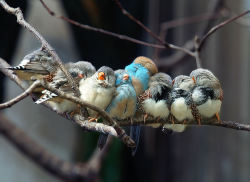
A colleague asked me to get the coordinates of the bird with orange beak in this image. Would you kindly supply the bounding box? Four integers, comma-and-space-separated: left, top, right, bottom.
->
98, 69, 137, 150
190, 68, 223, 123
79, 66, 116, 120
35, 61, 96, 114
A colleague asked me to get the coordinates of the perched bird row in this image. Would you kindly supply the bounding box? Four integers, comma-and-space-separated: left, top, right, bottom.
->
8, 48, 223, 154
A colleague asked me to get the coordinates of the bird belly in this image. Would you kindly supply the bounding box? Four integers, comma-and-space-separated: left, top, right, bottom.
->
48, 100, 77, 113
192, 88, 203, 103
197, 99, 221, 118
171, 98, 193, 121
109, 98, 136, 119
143, 99, 169, 119
163, 124, 186, 132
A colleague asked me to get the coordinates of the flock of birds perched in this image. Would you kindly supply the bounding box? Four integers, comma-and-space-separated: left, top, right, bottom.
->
8, 48, 223, 154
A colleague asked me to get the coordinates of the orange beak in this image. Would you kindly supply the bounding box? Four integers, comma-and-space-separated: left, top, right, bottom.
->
192, 76, 196, 84
78, 74, 84, 78
123, 74, 129, 80
98, 72, 106, 80
172, 79, 175, 86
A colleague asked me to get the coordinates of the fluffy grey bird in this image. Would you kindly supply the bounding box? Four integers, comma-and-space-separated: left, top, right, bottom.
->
35, 61, 96, 114
139, 72, 172, 121
169, 75, 195, 124
79, 66, 116, 121
190, 68, 223, 122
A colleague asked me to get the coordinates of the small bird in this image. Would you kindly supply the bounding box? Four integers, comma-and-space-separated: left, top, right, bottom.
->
35, 61, 96, 114
190, 68, 223, 122
8, 48, 57, 84
125, 56, 158, 154
106, 69, 137, 119
98, 69, 137, 150
79, 66, 116, 120
170, 75, 195, 124
138, 72, 172, 122
125, 56, 158, 96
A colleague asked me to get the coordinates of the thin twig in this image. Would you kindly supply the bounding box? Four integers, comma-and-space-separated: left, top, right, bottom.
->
0, 58, 133, 148
40, 80, 135, 148
0, 0, 78, 96
39, 0, 164, 49
113, 0, 195, 57
198, 9, 250, 51
0, 80, 40, 109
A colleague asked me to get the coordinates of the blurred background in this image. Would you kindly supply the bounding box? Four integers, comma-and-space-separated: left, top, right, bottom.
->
0, 0, 250, 181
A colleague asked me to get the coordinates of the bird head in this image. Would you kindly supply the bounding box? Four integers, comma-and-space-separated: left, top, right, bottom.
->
95, 66, 115, 88
173, 75, 195, 92
133, 56, 158, 76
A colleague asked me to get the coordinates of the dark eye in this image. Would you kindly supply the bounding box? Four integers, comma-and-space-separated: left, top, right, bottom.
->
71, 72, 78, 78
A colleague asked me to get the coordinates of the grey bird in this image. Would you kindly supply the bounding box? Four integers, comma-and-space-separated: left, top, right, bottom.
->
169, 75, 195, 130
35, 61, 96, 114
8, 48, 57, 84
138, 72, 172, 122
79, 66, 116, 121
190, 68, 223, 122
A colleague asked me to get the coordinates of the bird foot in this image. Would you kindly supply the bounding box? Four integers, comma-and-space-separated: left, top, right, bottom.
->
183, 119, 187, 125
215, 113, 221, 123
170, 115, 175, 124
143, 114, 148, 124
88, 117, 98, 122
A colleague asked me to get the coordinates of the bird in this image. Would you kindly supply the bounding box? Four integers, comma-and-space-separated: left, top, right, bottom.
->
98, 69, 137, 150
138, 72, 172, 122
125, 56, 158, 155
7, 48, 57, 84
35, 61, 96, 114
125, 56, 158, 96
79, 66, 116, 121
190, 68, 223, 122
169, 75, 195, 125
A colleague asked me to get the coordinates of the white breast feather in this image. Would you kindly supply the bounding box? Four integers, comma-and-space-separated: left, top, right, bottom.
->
20, 59, 30, 66
197, 99, 222, 118
143, 99, 169, 119
192, 88, 203, 102
171, 98, 193, 121
79, 78, 114, 116
48, 100, 77, 113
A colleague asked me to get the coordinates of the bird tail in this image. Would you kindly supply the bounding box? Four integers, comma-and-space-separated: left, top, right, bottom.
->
130, 126, 141, 156
7, 66, 28, 70
35, 90, 57, 104
97, 134, 108, 149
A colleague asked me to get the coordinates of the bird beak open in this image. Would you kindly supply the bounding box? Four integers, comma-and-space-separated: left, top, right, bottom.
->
123, 74, 129, 81
78, 74, 84, 78
98, 72, 106, 80
172, 80, 175, 86
192, 76, 196, 84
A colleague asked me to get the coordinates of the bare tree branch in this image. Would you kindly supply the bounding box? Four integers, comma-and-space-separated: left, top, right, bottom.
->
0, 80, 40, 109
0, 58, 134, 148
39, 0, 164, 49
112, 0, 195, 57
198, 9, 250, 51
0, 0, 78, 95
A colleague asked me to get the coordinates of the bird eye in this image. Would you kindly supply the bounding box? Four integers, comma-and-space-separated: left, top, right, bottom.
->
71, 72, 78, 78
98, 72, 106, 80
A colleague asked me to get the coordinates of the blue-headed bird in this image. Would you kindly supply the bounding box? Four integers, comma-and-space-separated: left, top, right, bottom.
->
98, 69, 137, 150
125, 56, 158, 155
